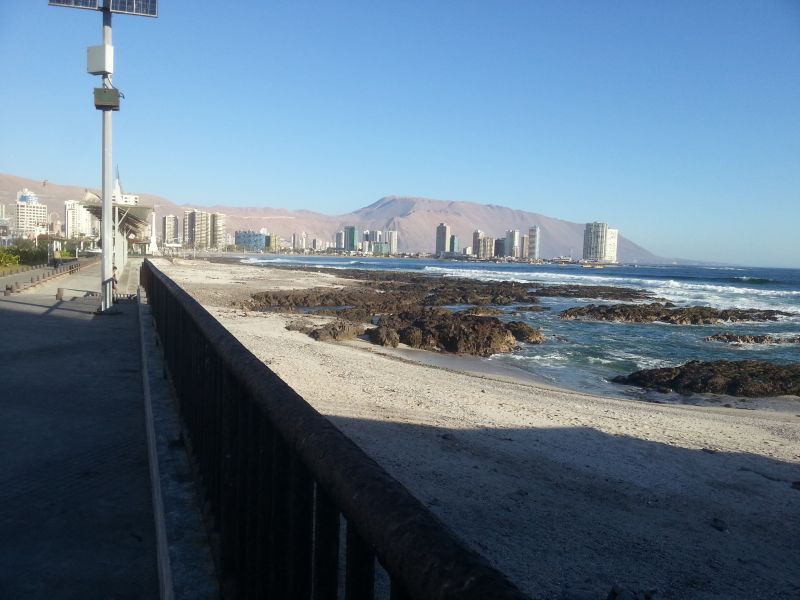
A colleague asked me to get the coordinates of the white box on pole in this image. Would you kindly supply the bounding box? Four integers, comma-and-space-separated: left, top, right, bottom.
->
87, 44, 114, 75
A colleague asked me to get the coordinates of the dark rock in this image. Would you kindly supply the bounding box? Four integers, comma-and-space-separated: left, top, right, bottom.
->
561, 303, 791, 325
458, 306, 505, 317
705, 333, 800, 345
533, 284, 656, 301
506, 321, 545, 344
710, 518, 727, 532
285, 319, 314, 334
368, 326, 400, 347
308, 320, 364, 342
612, 360, 800, 398
379, 308, 517, 357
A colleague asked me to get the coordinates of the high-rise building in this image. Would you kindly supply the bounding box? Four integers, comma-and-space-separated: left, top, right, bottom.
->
13, 189, 48, 237
583, 222, 618, 263
449, 235, 460, 254
162, 214, 179, 244
505, 229, 520, 258
520, 235, 529, 260
472, 230, 484, 256
65, 200, 96, 238
343, 226, 357, 251
384, 230, 398, 255
478, 236, 495, 259
604, 227, 618, 264
528, 225, 541, 260
183, 209, 209, 249
211, 213, 226, 250
235, 231, 266, 251
335, 230, 345, 250
494, 238, 505, 257
435, 223, 450, 255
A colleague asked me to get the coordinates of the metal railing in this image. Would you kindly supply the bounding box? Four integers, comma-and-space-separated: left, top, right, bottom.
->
140, 259, 529, 600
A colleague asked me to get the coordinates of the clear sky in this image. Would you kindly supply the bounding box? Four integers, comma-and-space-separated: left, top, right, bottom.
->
1, 1, 799, 267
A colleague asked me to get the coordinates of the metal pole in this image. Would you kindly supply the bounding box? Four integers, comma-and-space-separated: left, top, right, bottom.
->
100, 6, 114, 310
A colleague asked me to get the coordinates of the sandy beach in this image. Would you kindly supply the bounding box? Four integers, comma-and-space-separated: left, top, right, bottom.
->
154, 258, 800, 600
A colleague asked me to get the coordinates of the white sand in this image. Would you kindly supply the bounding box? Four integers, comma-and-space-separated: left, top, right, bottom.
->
155, 258, 800, 599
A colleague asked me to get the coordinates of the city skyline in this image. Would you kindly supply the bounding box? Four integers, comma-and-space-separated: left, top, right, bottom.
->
1, 2, 798, 267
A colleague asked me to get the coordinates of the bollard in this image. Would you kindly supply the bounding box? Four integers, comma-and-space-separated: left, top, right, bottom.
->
56, 288, 64, 301
3, 289, 9, 296
13, 282, 19, 292
31, 276, 35, 283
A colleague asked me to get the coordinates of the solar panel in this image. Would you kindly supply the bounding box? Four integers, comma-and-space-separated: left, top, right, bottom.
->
49, 0, 100, 9
110, 0, 157, 17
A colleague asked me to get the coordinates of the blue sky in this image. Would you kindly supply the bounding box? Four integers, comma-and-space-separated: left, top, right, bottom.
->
1, 1, 799, 267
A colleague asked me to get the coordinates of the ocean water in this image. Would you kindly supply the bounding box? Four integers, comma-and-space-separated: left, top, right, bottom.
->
241, 255, 800, 399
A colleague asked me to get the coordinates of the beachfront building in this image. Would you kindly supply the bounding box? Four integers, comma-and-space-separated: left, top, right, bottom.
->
583, 221, 619, 263
184, 210, 208, 249
472, 229, 484, 256
343, 226, 357, 251
528, 225, 541, 260
64, 200, 96, 238
211, 213, 226, 250
384, 230, 398, 255
494, 238, 505, 257
184, 209, 226, 250
235, 230, 267, 251
478, 235, 495, 259
521, 235, 529, 260
264, 234, 280, 252
505, 229, 520, 258
449, 234, 460, 254
435, 223, 450, 256
162, 214, 179, 244
13, 189, 48, 238
335, 230, 345, 250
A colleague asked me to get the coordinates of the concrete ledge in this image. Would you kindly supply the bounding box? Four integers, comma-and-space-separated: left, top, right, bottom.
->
137, 287, 219, 600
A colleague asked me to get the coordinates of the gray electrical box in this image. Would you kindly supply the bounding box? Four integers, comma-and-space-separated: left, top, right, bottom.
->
94, 88, 121, 111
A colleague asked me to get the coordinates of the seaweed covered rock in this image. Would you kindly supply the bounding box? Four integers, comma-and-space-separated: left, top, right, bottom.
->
368, 326, 400, 347
560, 302, 791, 325
705, 333, 800, 345
309, 320, 364, 342
506, 321, 545, 344
458, 306, 505, 317
612, 360, 800, 397
378, 308, 518, 357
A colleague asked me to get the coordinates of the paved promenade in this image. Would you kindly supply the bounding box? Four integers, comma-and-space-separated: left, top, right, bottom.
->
0, 261, 159, 599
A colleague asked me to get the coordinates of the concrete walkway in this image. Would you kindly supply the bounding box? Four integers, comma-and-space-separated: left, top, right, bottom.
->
0, 261, 159, 599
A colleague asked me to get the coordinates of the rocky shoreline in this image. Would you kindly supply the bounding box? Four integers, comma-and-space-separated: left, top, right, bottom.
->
233, 263, 799, 398
612, 360, 800, 397
560, 302, 791, 324
705, 332, 800, 345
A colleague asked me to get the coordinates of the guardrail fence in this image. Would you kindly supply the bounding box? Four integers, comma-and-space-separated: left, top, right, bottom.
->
140, 259, 529, 600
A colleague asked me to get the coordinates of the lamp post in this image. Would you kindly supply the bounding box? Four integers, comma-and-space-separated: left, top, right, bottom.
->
49, 0, 157, 311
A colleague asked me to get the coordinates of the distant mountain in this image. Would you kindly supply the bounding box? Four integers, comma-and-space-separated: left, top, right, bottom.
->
0, 173, 660, 262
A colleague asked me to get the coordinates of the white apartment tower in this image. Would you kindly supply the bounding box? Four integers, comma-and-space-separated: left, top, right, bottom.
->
162, 214, 179, 244
505, 229, 520, 258
528, 225, 541, 260
384, 230, 398, 255
65, 200, 96, 238
583, 222, 619, 263
14, 189, 48, 237
435, 223, 450, 255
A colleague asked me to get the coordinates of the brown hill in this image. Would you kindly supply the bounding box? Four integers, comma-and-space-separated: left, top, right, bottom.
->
1, 173, 659, 261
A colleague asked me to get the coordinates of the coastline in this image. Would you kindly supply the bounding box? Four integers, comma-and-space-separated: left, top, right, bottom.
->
153, 258, 800, 599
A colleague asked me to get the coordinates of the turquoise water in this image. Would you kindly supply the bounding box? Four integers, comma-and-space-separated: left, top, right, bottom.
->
241, 256, 800, 399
